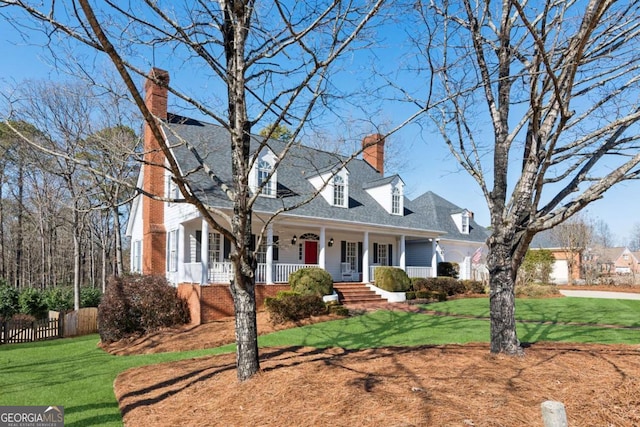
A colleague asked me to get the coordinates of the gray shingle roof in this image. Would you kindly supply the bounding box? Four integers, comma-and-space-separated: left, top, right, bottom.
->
163, 114, 488, 242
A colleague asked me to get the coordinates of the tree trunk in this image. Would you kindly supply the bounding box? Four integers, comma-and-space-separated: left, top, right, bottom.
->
230, 273, 259, 382
487, 238, 523, 355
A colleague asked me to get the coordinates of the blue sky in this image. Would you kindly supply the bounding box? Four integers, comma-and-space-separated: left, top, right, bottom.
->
0, 14, 635, 246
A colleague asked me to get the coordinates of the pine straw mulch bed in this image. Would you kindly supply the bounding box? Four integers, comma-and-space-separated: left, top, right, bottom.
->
106, 305, 640, 427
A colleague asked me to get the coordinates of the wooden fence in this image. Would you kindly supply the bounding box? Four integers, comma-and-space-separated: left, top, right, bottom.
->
0, 307, 98, 345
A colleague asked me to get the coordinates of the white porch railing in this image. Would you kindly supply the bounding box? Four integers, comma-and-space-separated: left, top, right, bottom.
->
273, 263, 318, 283
406, 266, 434, 278
207, 262, 319, 284
209, 262, 234, 283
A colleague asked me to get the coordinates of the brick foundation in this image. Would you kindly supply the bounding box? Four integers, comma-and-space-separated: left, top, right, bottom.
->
178, 283, 290, 324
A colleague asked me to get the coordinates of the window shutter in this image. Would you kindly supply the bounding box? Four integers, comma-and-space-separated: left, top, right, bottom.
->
357, 242, 363, 272
273, 235, 279, 261
250, 234, 256, 251
388, 244, 393, 266
223, 237, 231, 260
373, 243, 378, 264
341, 241, 346, 263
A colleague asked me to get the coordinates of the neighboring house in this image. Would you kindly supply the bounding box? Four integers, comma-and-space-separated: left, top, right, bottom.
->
590, 247, 640, 274
529, 230, 582, 284
126, 68, 489, 294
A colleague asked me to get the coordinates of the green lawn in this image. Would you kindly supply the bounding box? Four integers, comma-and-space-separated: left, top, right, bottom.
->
425, 297, 640, 327
2, 296, 639, 426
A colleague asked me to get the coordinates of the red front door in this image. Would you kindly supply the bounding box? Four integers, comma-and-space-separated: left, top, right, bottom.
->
304, 241, 318, 264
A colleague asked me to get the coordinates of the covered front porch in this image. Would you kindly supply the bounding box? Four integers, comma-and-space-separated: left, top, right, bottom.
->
171, 217, 442, 286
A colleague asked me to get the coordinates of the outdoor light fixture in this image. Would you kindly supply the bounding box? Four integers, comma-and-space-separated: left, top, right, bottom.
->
328, 238, 334, 247
291, 235, 297, 244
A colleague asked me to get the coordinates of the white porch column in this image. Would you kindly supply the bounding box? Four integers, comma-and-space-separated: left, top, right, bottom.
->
177, 224, 185, 284
362, 231, 370, 282
399, 235, 406, 270
431, 239, 438, 277
319, 226, 326, 269
266, 224, 274, 284
201, 219, 209, 284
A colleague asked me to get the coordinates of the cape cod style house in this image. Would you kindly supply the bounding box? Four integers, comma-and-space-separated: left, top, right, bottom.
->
126, 69, 489, 321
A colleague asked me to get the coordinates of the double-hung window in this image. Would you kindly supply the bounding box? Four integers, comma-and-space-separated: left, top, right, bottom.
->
391, 187, 401, 215
257, 160, 274, 196
333, 175, 345, 206
167, 229, 178, 272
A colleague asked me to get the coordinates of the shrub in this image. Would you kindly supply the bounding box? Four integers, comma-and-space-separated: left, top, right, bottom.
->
518, 249, 555, 285
0, 284, 19, 319
374, 267, 411, 292
515, 283, 560, 298
98, 275, 190, 343
405, 291, 416, 300
18, 288, 48, 319
43, 287, 73, 312
264, 292, 327, 324
460, 280, 485, 294
80, 287, 103, 307
437, 262, 459, 279
289, 267, 333, 296
411, 277, 465, 296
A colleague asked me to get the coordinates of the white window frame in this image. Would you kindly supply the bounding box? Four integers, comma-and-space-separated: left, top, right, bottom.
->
346, 241, 357, 271
462, 212, 470, 234
377, 244, 388, 266
132, 240, 142, 273
391, 187, 401, 215
208, 232, 222, 264
257, 159, 275, 196
333, 175, 345, 207
167, 229, 178, 272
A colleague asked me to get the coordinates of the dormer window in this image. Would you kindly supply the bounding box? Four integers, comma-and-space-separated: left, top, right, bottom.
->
333, 175, 345, 206
257, 160, 274, 196
452, 209, 472, 234
462, 211, 470, 234
392, 187, 401, 215
250, 150, 277, 197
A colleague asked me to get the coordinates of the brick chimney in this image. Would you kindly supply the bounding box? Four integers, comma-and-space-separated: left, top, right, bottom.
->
142, 68, 169, 275
362, 133, 385, 175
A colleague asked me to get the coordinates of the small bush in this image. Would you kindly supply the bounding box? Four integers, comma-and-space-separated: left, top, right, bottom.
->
265, 292, 327, 324
43, 287, 73, 312
374, 267, 411, 292
0, 284, 19, 319
460, 280, 485, 294
98, 275, 190, 343
80, 287, 103, 307
406, 291, 416, 300
328, 304, 349, 316
289, 267, 333, 296
515, 283, 560, 298
18, 288, 48, 319
437, 262, 459, 279
412, 277, 465, 296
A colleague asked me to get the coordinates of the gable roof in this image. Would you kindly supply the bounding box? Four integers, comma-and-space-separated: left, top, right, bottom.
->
161, 114, 487, 241
409, 191, 490, 243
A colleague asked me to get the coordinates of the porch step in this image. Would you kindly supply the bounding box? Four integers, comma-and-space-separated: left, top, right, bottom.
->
333, 282, 385, 304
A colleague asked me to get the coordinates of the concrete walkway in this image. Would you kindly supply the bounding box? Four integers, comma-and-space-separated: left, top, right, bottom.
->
559, 290, 640, 300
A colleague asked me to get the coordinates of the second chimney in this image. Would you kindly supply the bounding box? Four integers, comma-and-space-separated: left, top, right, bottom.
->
362, 133, 385, 175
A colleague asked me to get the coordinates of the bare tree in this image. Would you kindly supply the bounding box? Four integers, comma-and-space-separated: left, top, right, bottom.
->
409, 0, 640, 354
593, 218, 616, 249
628, 223, 640, 252
1, 0, 388, 381
550, 215, 592, 285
